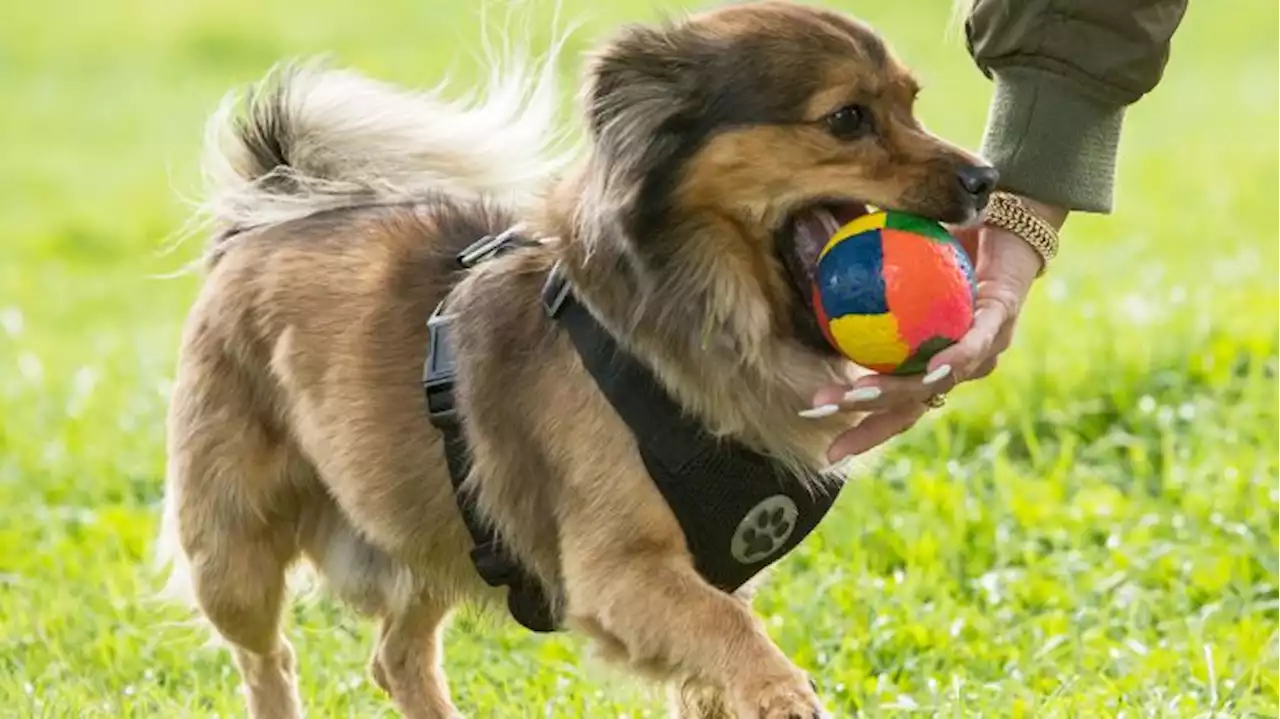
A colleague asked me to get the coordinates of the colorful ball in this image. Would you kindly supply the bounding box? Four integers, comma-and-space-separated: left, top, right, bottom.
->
811, 211, 976, 375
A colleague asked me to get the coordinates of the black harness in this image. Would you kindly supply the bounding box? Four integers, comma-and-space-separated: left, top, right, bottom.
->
423, 230, 844, 632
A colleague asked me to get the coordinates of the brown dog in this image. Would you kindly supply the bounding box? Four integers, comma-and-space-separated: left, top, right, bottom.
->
158, 2, 994, 717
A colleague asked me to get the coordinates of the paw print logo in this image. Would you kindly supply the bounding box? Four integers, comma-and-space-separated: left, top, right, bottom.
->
731, 496, 799, 564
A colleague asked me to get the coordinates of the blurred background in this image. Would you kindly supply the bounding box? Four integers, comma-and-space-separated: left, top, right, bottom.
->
0, 0, 1276, 716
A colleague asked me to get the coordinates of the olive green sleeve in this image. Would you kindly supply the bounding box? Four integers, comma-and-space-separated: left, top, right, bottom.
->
966, 0, 1189, 213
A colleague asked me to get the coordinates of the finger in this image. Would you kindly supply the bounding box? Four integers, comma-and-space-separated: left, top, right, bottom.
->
991, 315, 1017, 356
929, 300, 1007, 380
826, 403, 929, 462
805, 370, 957, 416
970, 318, 1015, 381
968, 356, 999, 380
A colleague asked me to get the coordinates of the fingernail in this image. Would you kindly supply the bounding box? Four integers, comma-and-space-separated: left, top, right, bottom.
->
820, 456, 858, 477
842, 387, 881, 404
923, 364, 952, 385
798, 404, 840, 419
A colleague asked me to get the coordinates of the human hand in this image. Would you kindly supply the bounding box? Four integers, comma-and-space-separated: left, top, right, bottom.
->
803, 197, 1068, 464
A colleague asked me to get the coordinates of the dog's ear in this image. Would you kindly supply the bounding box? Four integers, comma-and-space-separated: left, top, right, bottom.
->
581, 23, 710, 240
584, 23, 696, 139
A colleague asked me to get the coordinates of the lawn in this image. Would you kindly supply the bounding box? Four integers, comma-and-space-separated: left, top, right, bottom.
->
1, 0, 1276, 716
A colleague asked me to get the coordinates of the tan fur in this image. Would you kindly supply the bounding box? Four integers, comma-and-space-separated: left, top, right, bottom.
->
161, 3, 992, 717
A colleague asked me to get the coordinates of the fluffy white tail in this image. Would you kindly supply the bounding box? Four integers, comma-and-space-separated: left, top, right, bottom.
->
158, 20, 572, 599
197, 39, 571, 249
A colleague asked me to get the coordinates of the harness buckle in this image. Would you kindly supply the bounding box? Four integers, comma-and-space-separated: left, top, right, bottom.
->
540, 263, 572, 318
423, 301, 459, 427
457, 226, 528, 269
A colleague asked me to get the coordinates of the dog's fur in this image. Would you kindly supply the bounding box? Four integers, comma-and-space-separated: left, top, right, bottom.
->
159, 3, 992, 717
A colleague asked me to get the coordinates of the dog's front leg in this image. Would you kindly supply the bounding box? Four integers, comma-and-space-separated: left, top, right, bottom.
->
560, 525, 823, 718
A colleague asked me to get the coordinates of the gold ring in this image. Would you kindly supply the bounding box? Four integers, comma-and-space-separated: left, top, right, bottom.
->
924, 394, 947, 409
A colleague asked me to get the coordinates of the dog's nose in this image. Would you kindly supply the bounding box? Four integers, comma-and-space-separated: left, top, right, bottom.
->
957, 165, 999, 198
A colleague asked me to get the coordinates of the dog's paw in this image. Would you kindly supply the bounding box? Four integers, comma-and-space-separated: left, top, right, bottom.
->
732, 673, 825, 719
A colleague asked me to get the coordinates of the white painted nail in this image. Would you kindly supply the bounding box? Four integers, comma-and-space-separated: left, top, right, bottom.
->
821, 456, 858, 477
923, 364, 952, 385
798, 404, 840, 419
842, 387, 882, 404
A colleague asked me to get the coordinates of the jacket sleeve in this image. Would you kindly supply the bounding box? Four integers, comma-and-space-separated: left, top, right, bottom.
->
966, 0, 1189, 213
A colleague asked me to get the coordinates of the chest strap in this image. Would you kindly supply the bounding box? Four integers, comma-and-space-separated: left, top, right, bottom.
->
542, 267, 843, 595
424, 233, 844, 633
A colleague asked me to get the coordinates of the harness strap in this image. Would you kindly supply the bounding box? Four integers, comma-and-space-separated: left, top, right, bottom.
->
425, 235, 843, 633
542, 270, 709, 475
424, 230, 557, 632
542, 264, 841, 594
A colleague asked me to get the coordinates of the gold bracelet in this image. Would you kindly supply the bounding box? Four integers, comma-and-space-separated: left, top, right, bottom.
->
982, 191, 1060, 275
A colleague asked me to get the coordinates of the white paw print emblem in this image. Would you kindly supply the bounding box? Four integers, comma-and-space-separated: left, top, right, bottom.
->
731, 496, 799, 564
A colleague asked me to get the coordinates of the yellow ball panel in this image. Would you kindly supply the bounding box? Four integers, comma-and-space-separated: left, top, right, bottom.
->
828, 313, 910, 369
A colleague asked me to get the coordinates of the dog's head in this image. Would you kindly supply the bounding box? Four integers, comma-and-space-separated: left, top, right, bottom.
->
575, 1, 995, 359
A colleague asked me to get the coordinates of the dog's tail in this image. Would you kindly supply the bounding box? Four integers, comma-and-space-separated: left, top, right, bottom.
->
196, 44, 570, 256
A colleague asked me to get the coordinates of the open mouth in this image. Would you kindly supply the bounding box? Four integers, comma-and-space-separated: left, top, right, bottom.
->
777, 200, 870, 352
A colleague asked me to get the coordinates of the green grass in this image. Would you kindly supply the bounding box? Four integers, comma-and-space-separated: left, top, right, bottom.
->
1, 0, 1276, 716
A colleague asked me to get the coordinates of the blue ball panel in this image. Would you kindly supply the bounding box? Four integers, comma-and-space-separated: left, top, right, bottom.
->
817, 231, 888, 318
950, 241, 977, 295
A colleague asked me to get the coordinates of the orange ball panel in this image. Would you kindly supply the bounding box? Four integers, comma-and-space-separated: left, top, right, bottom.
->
879, 230, 974, 351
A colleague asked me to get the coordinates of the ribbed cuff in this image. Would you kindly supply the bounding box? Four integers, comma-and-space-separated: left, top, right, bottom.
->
979, 67, 1126, 214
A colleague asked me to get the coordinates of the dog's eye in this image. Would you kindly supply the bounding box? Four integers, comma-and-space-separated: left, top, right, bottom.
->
824, 104, 873, 140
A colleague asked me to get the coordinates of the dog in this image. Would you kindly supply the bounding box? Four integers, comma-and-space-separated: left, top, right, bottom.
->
158, 2, 996, 717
